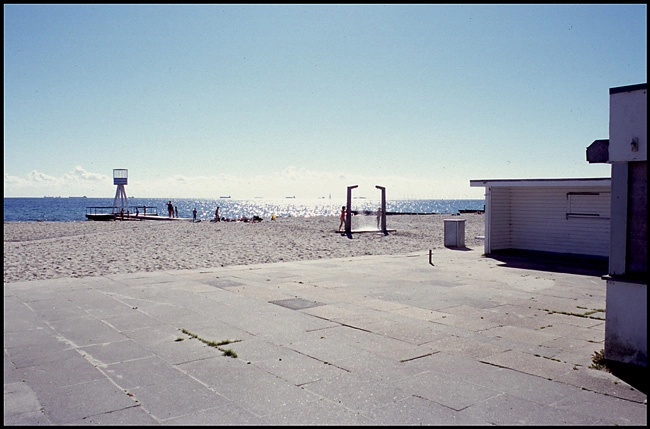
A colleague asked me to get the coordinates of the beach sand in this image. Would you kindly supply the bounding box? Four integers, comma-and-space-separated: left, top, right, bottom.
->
4, 214, 484, 283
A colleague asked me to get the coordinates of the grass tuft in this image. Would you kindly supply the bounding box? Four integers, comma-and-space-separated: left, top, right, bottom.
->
179, 328, 241, 358
589, 349, 611, 372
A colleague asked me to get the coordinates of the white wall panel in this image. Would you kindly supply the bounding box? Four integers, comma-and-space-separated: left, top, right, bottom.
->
506, 186, 610, 256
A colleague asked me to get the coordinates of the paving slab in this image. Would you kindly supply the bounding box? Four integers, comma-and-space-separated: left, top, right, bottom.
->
4, 247, 646, 425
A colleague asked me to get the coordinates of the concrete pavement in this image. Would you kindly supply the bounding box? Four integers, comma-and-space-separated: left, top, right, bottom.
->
4, 246, 646, 425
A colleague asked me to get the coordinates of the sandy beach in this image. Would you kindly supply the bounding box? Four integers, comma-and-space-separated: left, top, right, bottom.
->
4, 214, 484, 283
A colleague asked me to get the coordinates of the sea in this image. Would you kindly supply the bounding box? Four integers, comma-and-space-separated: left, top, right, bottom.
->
3, 197, 485, 222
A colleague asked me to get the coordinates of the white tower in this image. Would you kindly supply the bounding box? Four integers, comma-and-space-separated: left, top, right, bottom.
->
112, 169, 128, 214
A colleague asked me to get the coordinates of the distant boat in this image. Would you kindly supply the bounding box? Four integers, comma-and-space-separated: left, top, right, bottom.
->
69, 196, 87, 199
219, 196, 231, 199
286, 196, 295, 199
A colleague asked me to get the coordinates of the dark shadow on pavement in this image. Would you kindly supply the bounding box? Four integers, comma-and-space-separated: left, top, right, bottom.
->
443, 246, 474, 251
486, 249, 609, 277
606, 361, 648, 394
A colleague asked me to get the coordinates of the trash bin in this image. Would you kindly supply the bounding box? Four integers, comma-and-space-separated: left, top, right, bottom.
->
444, 219, 465, 247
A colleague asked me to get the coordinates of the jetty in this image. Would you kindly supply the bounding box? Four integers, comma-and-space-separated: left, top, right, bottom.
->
86, 206, 193, 222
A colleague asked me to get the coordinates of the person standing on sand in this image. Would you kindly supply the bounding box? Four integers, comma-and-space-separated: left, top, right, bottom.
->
376, 207, 382, 229
338, 206, 346, 231
167, 201, 174, 218
192, 208, 197, 222
215, 207, 220, 222
175, 206, 179, 218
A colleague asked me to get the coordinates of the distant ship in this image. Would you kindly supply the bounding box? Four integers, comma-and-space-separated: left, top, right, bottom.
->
286, 196, 296, 199
219, 196, 231, 199
69, 196, 87, 199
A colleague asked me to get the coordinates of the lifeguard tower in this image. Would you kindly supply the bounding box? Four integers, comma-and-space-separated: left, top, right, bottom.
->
112, 169, 128, 214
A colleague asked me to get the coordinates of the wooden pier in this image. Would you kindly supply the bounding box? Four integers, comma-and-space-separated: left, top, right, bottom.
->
86, 206, 192, 222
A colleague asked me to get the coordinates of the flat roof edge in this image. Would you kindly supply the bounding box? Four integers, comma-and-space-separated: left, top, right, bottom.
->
470, 178, 611, 187
609, 83, 647, 94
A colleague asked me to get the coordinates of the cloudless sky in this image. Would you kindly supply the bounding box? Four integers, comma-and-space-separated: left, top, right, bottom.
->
4, 4, 647, 199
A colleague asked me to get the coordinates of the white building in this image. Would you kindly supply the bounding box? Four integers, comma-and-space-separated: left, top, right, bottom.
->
469, 178, 611, 258
587, 83, 647, 368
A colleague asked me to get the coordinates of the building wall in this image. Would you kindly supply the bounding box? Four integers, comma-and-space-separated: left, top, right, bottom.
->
609, 85, 647, 162
488, 187, 512, 250
604, 83, 647, 368
605, 280, 648, 366
488, 186, 610, 257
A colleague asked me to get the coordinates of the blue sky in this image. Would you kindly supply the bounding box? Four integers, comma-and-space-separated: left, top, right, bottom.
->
4, 4, 646, 199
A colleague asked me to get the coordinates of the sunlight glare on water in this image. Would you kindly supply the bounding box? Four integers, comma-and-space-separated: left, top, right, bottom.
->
3, 197, 484, 222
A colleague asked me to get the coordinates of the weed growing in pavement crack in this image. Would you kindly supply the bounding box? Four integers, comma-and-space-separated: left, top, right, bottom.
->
180, 328, 241, 358
589, 349, 611, 372
540, 307, 605, 320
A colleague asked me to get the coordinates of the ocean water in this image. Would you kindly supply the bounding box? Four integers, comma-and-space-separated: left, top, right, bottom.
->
3, 197, 485, 222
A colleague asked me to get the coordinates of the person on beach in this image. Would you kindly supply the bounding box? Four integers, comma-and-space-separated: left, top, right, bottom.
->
175, 206, 179, 218
338, 206, 346, 231
135, 207, 139, 217
192, 208, 197, 222
215, 207, 220, 222
376, 207, 382, 229
167, 201, 174, 218
143, 205, 146, 216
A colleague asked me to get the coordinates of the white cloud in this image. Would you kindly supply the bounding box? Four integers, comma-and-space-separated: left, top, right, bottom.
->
63, 166, 109, 182
5, 167, 113, 197
4, 165, 486, 199
3, 174, 22, 185
27, 170, 58, 182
